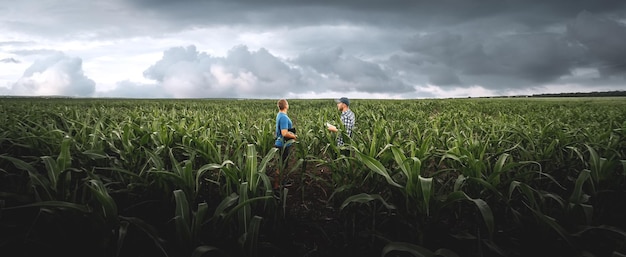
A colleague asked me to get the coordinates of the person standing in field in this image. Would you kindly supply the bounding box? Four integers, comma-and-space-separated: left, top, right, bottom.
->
327, 97, 355, 155
274, 99, 297, 190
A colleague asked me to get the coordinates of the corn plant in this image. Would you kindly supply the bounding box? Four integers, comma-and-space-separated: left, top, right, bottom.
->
244, 144, 276, 196
339, 193, 396, 241
381, 242, 460, 257
173, 189, 211, 252
2, 97, 626, 257
146, 145, 235, 203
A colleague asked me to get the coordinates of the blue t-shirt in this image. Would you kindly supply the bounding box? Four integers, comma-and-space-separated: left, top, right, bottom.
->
275, 112, 293, 147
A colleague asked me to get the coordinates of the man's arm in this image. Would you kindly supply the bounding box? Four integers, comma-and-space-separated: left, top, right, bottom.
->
281, 129, 297, 139
278, 115, 297, 139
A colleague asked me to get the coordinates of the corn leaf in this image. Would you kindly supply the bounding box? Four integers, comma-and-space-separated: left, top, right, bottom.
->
381, 242, 434, 257
444, 191, 494, 239
355, 149, 402, 188
340, 193, 396, 211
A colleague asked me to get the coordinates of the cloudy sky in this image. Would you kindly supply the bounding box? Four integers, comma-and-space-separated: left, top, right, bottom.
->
1, 0, 625, 99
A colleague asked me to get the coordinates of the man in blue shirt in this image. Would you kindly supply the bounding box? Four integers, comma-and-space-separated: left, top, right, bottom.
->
274, 99, 297, 190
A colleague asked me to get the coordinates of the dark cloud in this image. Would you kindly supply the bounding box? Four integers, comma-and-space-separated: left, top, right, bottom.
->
482, 33, 583, 82
6, 1, 626, 41
123, 0, 626, 30
428, 68, 461, 86
292, 47, 343, 74
567, 11, 626, 77
293, 47, 412, 93
224, 46, 300, 85
399, 13, 626, 90
3, 0, 626, 98
123, 0, 505, 33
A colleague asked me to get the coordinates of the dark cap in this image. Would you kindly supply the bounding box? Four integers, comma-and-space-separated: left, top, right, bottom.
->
335, 97, 350, 106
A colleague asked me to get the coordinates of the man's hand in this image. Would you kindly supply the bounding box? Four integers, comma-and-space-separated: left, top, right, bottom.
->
327, 124, 337, 132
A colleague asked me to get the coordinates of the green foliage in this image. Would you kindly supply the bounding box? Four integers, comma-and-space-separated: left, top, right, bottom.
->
1, 97, 625, 257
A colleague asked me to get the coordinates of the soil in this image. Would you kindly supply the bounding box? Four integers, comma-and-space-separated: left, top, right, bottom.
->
263, 161, 360, 257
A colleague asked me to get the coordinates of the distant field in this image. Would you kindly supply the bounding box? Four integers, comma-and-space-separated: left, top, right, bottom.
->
483, 96, 626, 102
1, 97, 625, 257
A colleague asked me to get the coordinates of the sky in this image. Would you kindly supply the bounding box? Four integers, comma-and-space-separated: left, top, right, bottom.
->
1, 0, 626, 99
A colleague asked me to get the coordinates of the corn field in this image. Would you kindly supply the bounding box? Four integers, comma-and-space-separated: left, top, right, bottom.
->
1, 97, 625, 257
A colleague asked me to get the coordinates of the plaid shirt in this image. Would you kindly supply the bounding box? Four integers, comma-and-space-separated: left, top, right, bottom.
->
337, 109, 355, 146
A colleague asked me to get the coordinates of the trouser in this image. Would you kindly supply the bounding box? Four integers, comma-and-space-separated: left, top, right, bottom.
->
275, 145, 291, 169
337, 143, 351, 158
273, 145, 291, 189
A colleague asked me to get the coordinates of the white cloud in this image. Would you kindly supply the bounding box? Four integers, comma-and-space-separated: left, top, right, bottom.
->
417, 84, 498, 99
5, 53, 95, 96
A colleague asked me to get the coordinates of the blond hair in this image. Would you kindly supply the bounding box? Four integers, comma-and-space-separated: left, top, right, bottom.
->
277, 99, 288, 110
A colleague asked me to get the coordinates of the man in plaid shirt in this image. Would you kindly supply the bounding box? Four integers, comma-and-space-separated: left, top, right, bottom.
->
327, 97, 355, 151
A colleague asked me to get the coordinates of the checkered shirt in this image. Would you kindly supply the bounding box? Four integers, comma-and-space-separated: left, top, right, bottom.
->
337, 109, 355, 146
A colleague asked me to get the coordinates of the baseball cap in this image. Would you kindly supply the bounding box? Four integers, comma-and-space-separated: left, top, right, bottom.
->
335, 97, 350, 106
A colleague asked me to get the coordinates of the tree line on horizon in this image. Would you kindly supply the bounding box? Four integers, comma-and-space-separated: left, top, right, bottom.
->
478, 90, 626, 98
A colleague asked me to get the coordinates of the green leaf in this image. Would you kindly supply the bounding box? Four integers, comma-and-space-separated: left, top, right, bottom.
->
192, 202, 209, 239
116, 221, 129, 257
238, 182, 251, 235
198, 160, 235, 174
213, 193, 239, 219
41, 156, 59, 190
191, 245, 225, 257
419, 176, 433, 216
173, 189, 192, 244
259, 147, 279, 174
340, 193, 396, 211
489, 153, 512, 185
466, 177, 505, 200
381, 242, 434, 257
524, 201, 574, 247
82, 149, 109, 160
355, 149, 403, 188
120, 216, 169, 257
3, 201, 91, 213
0, 155, 37, 174
453, 175, 466, 192
444, 191, 494, 239
569, 169, 591, 205
246, 144, 258, 192
57, 136, 72, 172
87, 179, 118, 226
0, 155, 53, 200
244, 216, 263, 257
433, 248, 461, 257
222, 196, 273, 222
145, 148, 165, 170
389, 144, 409, 177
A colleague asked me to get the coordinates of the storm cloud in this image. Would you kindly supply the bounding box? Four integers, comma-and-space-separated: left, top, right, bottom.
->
567, 11, 626, 77
1, 0, 625, 98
